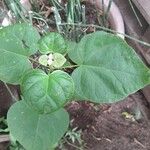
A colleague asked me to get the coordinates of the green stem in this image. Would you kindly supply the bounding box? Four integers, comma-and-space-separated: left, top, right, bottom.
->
61, 65, 79, 69
51, 0, 65, 11
28, 11, 33, 25
63, 138, 83, 150
30, 11, 49, 27
3, 82, 17, 102
81, 5, 86, 24
29, 57, 50, 69
128, 0, 142, 27
101, 0, 105, 26
51, 3, 62, 33
104, 0, 113, 26
29, 57, 79, 70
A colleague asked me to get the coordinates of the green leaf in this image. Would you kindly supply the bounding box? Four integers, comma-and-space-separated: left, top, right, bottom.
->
0, 23, 40, 56
7, 100, 69, 150
38, 55, 48, 66
52, 53, 66, 68
38, 32, 67, 54
0, 23, 40, 84
21, 69, 74, 113
38, 53, 66, 68
68, 31, 150, 103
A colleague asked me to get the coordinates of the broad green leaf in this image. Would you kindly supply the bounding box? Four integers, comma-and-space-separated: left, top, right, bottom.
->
38, 32, 67, 54
52, 53, 66, 68
0, 23, 40, 84
21, 69, 74, 113
0, 23, 40, 56
68, 31, 150, 103
7, 100, 69, 150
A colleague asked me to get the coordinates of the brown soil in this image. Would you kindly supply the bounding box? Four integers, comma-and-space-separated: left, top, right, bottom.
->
0, 82, 19, 118
63, 92, 150, 150
1, 91, 150, 150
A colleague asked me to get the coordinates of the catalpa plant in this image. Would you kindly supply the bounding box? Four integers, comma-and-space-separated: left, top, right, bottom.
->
0, 23, 150, 150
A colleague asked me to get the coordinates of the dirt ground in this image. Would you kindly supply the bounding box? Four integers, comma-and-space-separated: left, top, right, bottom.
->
1, 92, 150, 150
63, 92, 150, 150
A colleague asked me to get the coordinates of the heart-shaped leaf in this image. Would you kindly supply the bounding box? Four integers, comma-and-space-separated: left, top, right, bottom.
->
21, 69, 74, 113
38, 55, 48, 66
0, 23, 40, 84
68, 31, 150, 103
38, 32, 67, 54
52, 53, 66, 68
7, 100, 69, 150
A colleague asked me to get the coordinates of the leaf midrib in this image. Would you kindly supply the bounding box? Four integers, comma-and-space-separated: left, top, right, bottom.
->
32, 114, 41, 150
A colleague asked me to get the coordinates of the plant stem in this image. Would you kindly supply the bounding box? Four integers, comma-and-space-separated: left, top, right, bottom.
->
128, 0, 142, 27
30, 11, 49, 27
63, 138, 83, 150
50, 0, 65, 11
59, 23, 150, 47
61, 65, 79, 69
104, 0, 113, 26
29, 57, 79, 70
51, 1, 62, 33
29, 57, 50, 69
101, 0, 105, 26
81, 5, 86, 24
28, 11, 33, 25
3, 82, 17, 102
